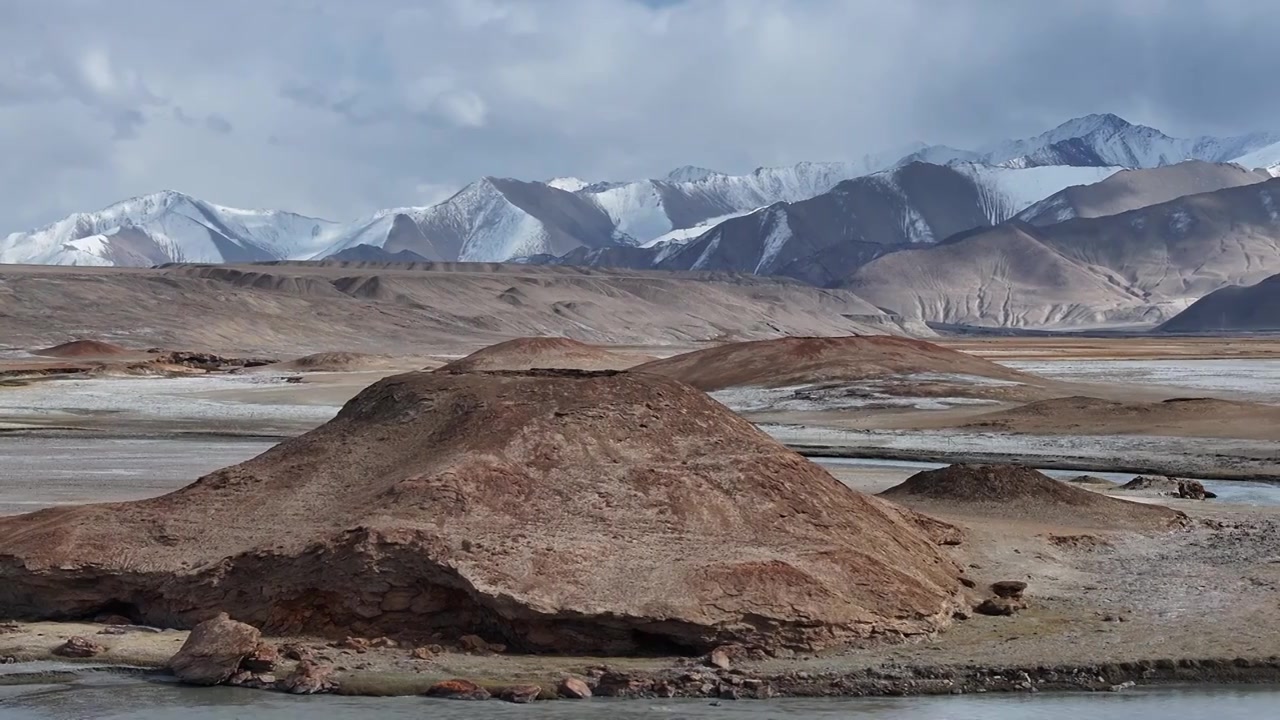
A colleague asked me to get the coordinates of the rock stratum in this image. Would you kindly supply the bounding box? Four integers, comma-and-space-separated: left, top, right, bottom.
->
0, 369, 962, 654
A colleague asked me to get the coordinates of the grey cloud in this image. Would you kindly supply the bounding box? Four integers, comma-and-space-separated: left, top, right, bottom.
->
5, 0, 1280, 232
205, 113, 233, 134
173, 106, 234, 134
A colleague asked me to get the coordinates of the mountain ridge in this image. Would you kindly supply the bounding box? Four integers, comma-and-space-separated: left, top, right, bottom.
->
5, 113, 1280, 269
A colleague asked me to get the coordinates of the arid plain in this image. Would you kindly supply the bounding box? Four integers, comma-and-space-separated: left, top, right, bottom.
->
2, 262, 1280, 699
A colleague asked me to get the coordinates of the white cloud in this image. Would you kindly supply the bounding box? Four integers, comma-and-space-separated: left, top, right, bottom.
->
1, 0, 1279, 233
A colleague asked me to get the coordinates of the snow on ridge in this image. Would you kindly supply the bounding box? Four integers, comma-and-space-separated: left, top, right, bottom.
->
547, 177, 590, 192
755, 207, 794, 272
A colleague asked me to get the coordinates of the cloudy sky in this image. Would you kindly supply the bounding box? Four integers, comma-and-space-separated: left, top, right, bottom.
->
2, 0, 1276, 230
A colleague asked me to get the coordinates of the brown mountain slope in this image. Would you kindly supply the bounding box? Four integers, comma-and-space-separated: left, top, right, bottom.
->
1017, 161, 1270, 225
0, 369, 962, 654
1159, 272, 1280, 332
847, 178, 1280, 328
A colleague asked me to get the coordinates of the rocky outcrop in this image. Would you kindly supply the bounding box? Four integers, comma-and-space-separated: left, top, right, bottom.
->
1122, 475, 1216, 500
52, 636, 105, 658
167, 614, 261, 685
0, 370, 962, 655
279, 660, 338, 694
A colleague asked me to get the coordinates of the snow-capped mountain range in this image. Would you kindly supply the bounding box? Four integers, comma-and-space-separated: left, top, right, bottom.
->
5, 113, 1280, 268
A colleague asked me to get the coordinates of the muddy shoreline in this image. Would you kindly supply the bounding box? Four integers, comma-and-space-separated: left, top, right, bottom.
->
4, 648, 1280, 700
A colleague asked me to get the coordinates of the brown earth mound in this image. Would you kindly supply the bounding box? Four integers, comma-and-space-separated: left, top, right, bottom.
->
0, 369, 961, 654
440, 337, 655, 372
33, 339, 130, 358
631, 336, 1029, 391
879, 464, 1186, 530
960, 396, 1280, 441
269, 352, 395, 373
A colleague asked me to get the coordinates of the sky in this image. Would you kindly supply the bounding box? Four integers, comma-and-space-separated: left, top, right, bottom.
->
3, 0, 1279, 230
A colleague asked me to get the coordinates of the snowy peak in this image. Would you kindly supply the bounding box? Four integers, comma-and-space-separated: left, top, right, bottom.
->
0, 190, 337, 267
972, 113, 1279, 170
664, 165, 724, 183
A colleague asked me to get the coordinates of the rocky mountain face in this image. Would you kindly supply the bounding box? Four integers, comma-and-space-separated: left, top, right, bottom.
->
845, 178, 1280, 328
1158, 273, 1280, 332
558, 162, 1120, 284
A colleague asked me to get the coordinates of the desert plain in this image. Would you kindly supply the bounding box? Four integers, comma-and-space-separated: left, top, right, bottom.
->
2, 261, 1280, 701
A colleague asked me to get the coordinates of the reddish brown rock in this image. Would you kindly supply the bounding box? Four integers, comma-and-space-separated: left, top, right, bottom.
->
167, 614, 261, 686
557, 677, 593, 699
278, 660, 337, 694
706, 648, 732, 670
0, 370, 962, 654
458, 634, 491, 653
975, 597, 1024, 617
427, 679, 491, 701
279, 643, 315, 662
409, 646, 436, 660
991, 581, 1028, 599
497, 684, 541, 703
241, 643, 279, 673
53, 636, 105, 658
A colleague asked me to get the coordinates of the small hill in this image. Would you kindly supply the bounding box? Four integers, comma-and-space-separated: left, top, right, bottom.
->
267, 351, 398, 373
323, 244, 431, 263
1158, 273, 1280, 333
0, 369, 961, 654
631, 335, 1028, 391
33, 339, 131, 358
879, 464, 1186, 530
440, 337, 655, 372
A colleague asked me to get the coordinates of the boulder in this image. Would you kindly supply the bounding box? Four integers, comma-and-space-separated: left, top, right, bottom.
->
497, 684, 541, 703
557, 677, 593, 699
278, 660, 337, 694
707, 648, 731, 670
53, 636, 105, 658
0, 370, 962, 654
427, 679, 491, 700
241, 643, 279, 673
167, 614, 261, 686
1176, 479, 1213, 500
975, 598, 1023, 616
991, 581, 1027, 599
1124, 475, 1216, 500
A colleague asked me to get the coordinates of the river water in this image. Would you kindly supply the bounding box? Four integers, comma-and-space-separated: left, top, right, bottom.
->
1, 673, 1278, 719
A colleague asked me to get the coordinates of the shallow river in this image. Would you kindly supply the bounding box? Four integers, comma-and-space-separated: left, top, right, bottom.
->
2, 673, 1279, 719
